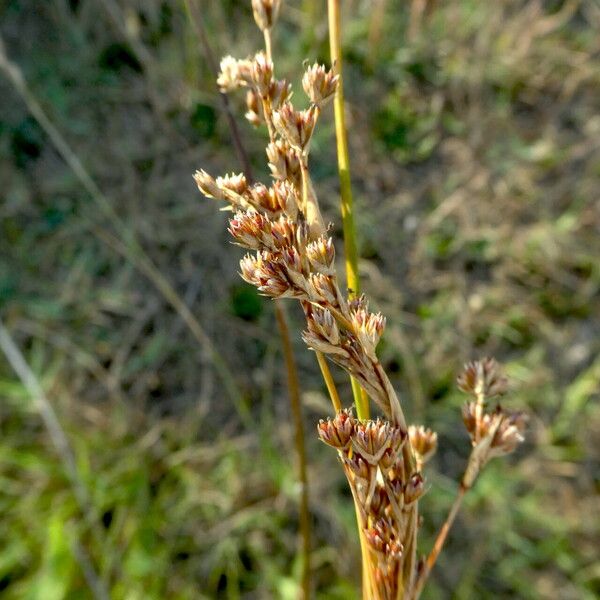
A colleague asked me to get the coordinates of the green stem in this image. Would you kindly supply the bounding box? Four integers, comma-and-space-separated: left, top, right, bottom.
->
327, 0, 370, 421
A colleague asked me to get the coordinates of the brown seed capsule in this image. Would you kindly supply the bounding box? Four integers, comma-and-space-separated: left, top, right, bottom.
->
251, 0, 281, 31
317, 408, 355, 449
353, 420, 396, 465
302, 63, 339, 105
228, 210, 274, 250
307, 273, 341, 307
403, 472, 425, 504
307, 306, 340, 346
457, 357, 508, 399
271, 181, 299, 220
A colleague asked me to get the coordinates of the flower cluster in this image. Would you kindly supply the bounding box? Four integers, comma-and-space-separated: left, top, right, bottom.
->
318, 410, 426, 594
195, 1, 526, 597
458, 359, 527, 487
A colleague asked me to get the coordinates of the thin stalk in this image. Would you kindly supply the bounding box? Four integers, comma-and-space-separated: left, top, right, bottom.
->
263, 28, 273, 62
327, 0, 370, 421
275, 303, 311, 599
316, 351, 343, 413
410, 484, 468, 599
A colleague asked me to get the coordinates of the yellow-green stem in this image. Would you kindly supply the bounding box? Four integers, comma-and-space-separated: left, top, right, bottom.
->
316, 351, 342, 413
328, 0, 370, 421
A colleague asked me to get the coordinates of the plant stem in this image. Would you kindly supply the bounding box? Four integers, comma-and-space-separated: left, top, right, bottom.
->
327, 0, 370, 421
410, 483, 468, 599
316, 351, 343, 413
264, 28, 273, 62
275, 303, 311, 599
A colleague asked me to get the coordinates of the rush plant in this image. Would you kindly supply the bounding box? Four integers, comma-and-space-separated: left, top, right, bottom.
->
194, 1, 526, 597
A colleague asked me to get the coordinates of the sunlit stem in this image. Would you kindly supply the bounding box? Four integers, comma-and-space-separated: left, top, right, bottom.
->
327, 0, 370, 421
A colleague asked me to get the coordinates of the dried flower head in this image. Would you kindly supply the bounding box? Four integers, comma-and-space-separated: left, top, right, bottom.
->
353, 419, 404, 465
408, 425, 438, 466
317, 408, 356, 449
272, 102, 318, 150
266, 139, 301, 183
267, 78, 292, 109
306, 236, 335, 275
403, 472, 425, 504
217, 56, 252, 92
351, 308, 386, 361
491, 409, 527, 457
251, 0, 281, 31
302, 63, 339, 105
194, 169, 224, 200
457, 357, 508, 398
250, 51, 274, 95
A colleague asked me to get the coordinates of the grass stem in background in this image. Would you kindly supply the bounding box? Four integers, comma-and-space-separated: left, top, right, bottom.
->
327, 0, 370, 421
275, 303, 311, 599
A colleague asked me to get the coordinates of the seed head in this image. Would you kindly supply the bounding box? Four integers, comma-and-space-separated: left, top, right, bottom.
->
266, 139, 301, 183
239, 252, 296, 298
251, 0, 281, 31
268, 78, 292, 110
217, 56, 252, 92
250, 51, 274, 95
307, 306, 340, 346
351, 308, 386, 360
344, 452, 371, 480
302, 63, 338, 105
490, 409, 527, 457
408, 425, 438, 466
457, 357, 508, 399
271, 181, 299, 220
307, 272, 342, 307
317, 408, 356, 449
228, 210, 273, 250
194, 169, 223, 200
216, 172, 248, 196
353, 420, 402, 465
306, 236, 335, 275
272, 102, 318, 150
403, 472, 425, 504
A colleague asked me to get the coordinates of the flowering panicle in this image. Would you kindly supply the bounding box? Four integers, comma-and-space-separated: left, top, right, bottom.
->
196, 2, 526, 598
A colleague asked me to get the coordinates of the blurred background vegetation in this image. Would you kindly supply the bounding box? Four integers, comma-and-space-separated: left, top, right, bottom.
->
1, 0, 599, 598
